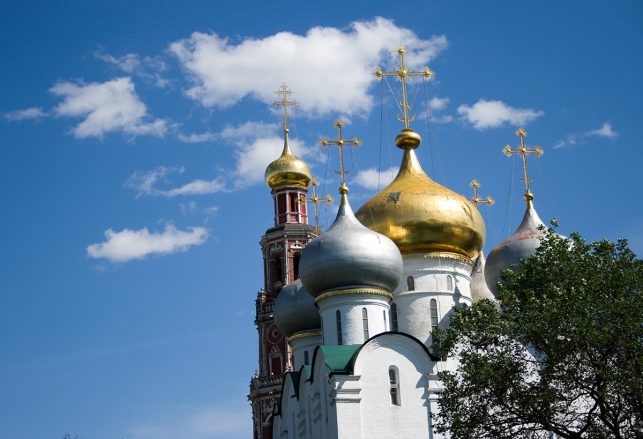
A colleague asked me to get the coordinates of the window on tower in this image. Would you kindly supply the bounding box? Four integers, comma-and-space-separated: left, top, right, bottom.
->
391, 303, 398, 332
293, 253, 300, 279
389, 366, 401, 406
446, 275, 454, 291
430, 299, 439, 331
304, 350, 309, 366
336, 310, 343, 345
362, 308, 369, 341
407, 275, 415, 291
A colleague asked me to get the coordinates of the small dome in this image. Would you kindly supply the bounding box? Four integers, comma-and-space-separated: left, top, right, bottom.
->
470, 251, 497, 302
273, 280, 321, 337
299, 190, 403, 298
355, 131, 485, 259
265, 129, 313, 189
485, 202, 547, 295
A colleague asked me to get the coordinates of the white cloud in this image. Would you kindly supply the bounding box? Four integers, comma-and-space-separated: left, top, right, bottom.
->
221, 121, 313, 188
169, 17, 447, 116
428, 96, 449, 111
180, 201, 219, 217
87, 224, 208, 263
4, 107, 48, 121
128, 404, 250, 439
353, 166, 398, 190
457, 99, 543, 130
125, 165, 226, 197
177, 131, 217, 143
95, 51, 170, 88
587, 121, 618, 139
50, 77, 168, 138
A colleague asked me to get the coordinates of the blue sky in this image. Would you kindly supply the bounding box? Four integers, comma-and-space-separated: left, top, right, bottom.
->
1, 1, 642, 438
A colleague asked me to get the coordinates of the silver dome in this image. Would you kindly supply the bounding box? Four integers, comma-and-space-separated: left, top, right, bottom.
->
299, 194, 403, 298
470, 251, 497, 302
273, 280, 321, 337
485, 202, 547, 295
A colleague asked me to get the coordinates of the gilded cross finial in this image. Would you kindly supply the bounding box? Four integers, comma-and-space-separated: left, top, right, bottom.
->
300, 179, 334, 235
502, 128, 544, 203
273, 83, 296, 131
374, 46, 434, 130
320, 120, 361, 196
469, 179, 494, 208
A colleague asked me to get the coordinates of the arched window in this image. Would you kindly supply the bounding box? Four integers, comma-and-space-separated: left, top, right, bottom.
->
304, 350, 309, 366
383, 310, 387, 330
391, 303, 398, 332
407, 275, 415, 291
446, 275, 454, 291
362, 308, 369, 341
389, 366, 401, 405
430, 299, 439, 331
336, 310, 343, 345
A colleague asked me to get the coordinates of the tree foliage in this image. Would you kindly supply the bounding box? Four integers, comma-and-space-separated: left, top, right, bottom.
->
433, 229, 643, 438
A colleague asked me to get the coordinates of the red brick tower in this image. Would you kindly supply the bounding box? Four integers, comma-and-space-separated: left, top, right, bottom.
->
249, 85, 315, 439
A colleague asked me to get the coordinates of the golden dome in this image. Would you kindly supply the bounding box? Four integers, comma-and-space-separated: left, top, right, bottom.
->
355, 129, 485, 259
265, 129, 313, 189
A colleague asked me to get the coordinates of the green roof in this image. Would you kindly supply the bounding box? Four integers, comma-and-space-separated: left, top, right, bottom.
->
319, 345, 360, 374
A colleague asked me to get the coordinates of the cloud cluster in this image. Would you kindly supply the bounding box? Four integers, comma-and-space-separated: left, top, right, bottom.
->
457, 99, 543, 130
95, 51, 170, 88
353, 166, 398, 190
4, 107, 47, 121
554, 121, 618, 149
125, 165, 226, 197
50, 77, 168, 138
87, 224, 208, 262
169, 17, 447, 116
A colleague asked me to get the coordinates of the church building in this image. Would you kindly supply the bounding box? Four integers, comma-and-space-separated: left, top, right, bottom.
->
249, 48, 551, 439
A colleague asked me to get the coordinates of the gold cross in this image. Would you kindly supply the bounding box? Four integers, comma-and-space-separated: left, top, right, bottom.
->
300, 179, 334, 235
273, 83, 296, 131
502, 128, 544, 202
374, 46, 434, 130
469, 179, 494, 208
320, 120, 361, 194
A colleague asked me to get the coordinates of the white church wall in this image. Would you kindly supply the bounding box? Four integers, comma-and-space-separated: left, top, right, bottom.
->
318, 293, 390, 345
394, 254, 473, 348
352, 334, 435, 439
289, 332, 322, 370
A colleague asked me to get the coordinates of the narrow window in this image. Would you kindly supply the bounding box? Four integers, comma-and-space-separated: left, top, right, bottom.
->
430, 299, 439, 331
389, 366, 401, 405
362, 308, 369, 341
391, 303, 398, 332
304, 350, 309, 366
446, 275, 453, 291
407, 275, 415, 291
383, 310, 387, 330
293, 253, 300, 279
336, 310, 343, 345
289, 192, 297, 212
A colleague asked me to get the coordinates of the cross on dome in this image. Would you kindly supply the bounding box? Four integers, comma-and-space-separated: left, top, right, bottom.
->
300, 179, 334, 235
273, 83, 296, 131
320, 120, 361, 196
374, 46, 434, 131
469, 179, 495, 208
502, 128, 544, 204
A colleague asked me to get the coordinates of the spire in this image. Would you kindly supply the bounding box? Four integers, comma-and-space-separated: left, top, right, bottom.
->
300, 179, 334, 235
502, 128, 544, 205
374, 46, 434, 150
320, 120, 361, 202
469, 179, 495, 208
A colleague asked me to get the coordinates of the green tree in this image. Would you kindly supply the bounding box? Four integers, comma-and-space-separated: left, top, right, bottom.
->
433, 229, 643, 439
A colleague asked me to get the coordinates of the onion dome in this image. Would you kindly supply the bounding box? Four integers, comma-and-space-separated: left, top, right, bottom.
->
265, 128, 313, 189
273, 280, 321, 337
470, 251, 496, 302
484, 201, 547, 295
355, 129, 485, 259
299, 185, 403, 298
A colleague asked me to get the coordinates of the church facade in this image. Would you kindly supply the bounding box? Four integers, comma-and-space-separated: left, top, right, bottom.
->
249, 49, 549, 439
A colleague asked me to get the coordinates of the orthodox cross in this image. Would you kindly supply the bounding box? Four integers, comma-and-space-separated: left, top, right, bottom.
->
374, 46, 434, 129
320, 120, 361, 193
300, 179, 334, 235
469, 179, 494, 208
273, 83, 296, 130
502, 128, 544, 202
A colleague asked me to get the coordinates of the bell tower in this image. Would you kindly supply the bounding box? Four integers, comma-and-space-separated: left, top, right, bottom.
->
249, 84, 316, 439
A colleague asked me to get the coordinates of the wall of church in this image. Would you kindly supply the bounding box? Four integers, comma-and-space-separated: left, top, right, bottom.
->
318, 294, 390, 345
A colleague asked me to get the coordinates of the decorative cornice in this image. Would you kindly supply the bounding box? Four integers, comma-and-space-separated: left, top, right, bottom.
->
314, 287, 392, 304
288, 330, 322, 342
